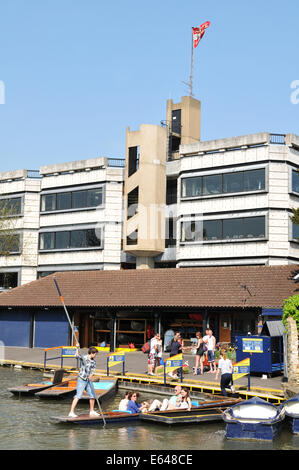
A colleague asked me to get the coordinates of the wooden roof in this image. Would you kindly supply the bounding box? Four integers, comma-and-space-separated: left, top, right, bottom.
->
0, 265, 298, 309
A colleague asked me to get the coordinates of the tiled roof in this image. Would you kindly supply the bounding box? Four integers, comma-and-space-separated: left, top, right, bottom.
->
0, 265, 298, 309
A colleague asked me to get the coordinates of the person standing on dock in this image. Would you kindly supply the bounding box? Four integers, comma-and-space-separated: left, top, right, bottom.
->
147, 332, 161, 376
68, 346, 99, 418
204, 329, 216, 373
215, 351, 234, 396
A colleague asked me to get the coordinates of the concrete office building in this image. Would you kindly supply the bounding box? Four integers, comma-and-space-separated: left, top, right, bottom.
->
123, 96, 299, 269
0, 158, 124, 290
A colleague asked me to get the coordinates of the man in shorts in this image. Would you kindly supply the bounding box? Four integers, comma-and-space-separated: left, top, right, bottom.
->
68, 346, 99, 418
206, 329, 216, 373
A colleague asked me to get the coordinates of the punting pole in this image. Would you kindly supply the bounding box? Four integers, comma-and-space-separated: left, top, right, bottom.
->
53, 276, 106, 427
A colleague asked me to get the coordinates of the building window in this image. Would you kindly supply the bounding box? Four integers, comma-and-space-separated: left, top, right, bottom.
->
126, 229, 138, 245
165, 218, 176, 247
292, 222, 299, 240
0, 272, 18, 289
0, 233, 21, 253
181, 168, 266, 198
40, 187, 103, 213
0, 197, 22, 216
181, 216, 266, 243
127, 187, 139, 219
292, 169, 299, 193
203, 220, 221, 241
202, 174, 222, 196
172, 109, 181, 135
128, 146, 140, 177
39, 228, 102, 251
223, 172, 243, 194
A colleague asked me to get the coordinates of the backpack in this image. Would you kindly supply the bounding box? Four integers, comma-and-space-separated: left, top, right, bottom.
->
141, 341, 150, 354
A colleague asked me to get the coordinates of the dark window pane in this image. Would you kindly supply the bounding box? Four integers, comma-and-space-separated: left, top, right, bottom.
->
293, 223, 299, 239
244, 216, 265, 238
57, 192, 71, 210
128, 146, 140, 177
55, 231, 70, 249
41, 194, 56, 212
0, 272, 18, 289
182, 177, 201, 197
223, 218, 244, 239
181, 221, 202, 242
87, 188, 103, 207
244, 169, 265, 191
292, 170, 299, 193
39, 232, 54, 250
127, 229, 138, 245
223, 172, 243, 193
0, 234, 20, 253
86, 229, 101, 247
172, 109, 181, 135
202, 174, 222, 195
70, 230, 86, 248
203, 220, 222, 240
72, 191, 86, 209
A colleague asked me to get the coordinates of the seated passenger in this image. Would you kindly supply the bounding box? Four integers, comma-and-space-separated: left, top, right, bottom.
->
127, 392, 149, 413
118, 391, 132, 411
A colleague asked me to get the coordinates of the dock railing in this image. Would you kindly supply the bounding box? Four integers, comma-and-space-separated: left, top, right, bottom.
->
43, 346, 79, 370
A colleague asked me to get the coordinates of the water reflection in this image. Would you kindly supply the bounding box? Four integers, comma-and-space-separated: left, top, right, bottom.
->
0, 367, 298, 450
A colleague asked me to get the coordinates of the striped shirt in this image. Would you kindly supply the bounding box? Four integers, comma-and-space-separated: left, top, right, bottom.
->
78, 353, 96, 381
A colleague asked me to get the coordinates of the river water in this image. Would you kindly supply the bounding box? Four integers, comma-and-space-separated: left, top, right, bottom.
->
1, 367, 299, 451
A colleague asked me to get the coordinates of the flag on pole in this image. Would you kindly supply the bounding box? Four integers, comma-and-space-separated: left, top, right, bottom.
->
192, 21, 211, 48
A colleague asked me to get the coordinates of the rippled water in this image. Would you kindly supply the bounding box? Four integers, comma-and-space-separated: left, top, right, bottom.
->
1, 367, 299, 450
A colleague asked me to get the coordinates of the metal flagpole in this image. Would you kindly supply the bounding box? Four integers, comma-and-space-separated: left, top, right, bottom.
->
190, 27, 194, 97
53, 276, 106, 426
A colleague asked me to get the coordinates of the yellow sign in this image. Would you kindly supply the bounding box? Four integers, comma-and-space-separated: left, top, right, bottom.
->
232, 358, 250, 381
107, 353, 125, 368
165, 354, 183, 374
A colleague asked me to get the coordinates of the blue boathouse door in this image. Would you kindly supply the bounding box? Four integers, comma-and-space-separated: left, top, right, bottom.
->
0, 311, 31, 347
33, 311, 69, 348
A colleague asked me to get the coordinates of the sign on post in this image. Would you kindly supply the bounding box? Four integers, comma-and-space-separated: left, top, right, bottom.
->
232, 358, 251, 390
61, 347, 77, 357
164, 353, 183, 385
107, 352, 125, 376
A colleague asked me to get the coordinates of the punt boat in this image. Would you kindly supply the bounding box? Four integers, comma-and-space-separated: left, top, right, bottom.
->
8, 369, 73, 396
282, 394, 299, 434
222, 397, 285, 441
52, 398, 241, 426
36, 377, 117, 402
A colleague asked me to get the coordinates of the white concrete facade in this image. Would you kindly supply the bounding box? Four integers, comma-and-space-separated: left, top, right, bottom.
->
0, 159, 124, 289
167, 132, 299, 267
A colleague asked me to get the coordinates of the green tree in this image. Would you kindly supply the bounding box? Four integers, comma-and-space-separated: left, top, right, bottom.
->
282, 295, 299, 330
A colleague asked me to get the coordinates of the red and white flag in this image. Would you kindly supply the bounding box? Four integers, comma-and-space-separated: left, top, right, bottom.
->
192, 21, 211, 48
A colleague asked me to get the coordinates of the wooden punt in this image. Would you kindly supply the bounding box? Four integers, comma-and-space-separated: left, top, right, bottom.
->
8, 369, 74, 396
53, 410, 140, 425
140, 398, 242, 426
36, 377, 118, 401
52, 398, 241, 426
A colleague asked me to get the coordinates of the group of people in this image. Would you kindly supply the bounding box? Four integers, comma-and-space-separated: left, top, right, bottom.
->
67, 329, 235, 419
118, 385, 192, 414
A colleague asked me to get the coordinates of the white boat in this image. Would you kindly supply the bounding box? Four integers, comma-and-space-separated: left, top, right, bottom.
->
283, 394, 299, 434
222, 397, 285, 441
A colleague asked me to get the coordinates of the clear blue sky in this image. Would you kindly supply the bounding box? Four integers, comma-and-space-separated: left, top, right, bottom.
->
0, 0, 298, 172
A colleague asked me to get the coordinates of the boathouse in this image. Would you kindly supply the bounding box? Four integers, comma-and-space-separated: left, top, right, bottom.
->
0, 265, 298, 349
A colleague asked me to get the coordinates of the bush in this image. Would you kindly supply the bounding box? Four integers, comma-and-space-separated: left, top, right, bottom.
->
282, 295, 299, 330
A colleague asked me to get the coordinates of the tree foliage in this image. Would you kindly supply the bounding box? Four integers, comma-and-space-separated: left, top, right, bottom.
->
282, 295, 299, 330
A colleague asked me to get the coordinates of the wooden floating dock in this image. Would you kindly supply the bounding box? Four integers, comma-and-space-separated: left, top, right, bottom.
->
1, 360, 285, 404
